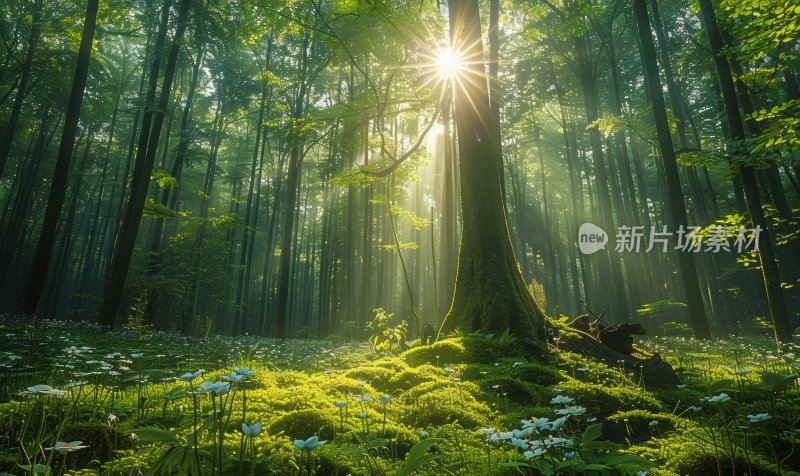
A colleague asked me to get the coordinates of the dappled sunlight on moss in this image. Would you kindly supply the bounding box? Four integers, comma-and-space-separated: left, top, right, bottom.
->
461, 359, 562, 387
370, 356, 410, 372
650, 386, 705, 410
552, 350, 627, 385
401, 338, 465, 366
386, 364, 447, 392
343, 366, 397, 390
1, 324, 797, 474
396, 379, 491, 428
474, 375, 549, 405
557, 378, 662, 417
632, 431, 780, 476
268, 408, 339, 441
607, 409, 693, 437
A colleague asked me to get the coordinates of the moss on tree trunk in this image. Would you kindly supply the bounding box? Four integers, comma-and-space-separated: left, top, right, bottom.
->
440, 0, 546, 357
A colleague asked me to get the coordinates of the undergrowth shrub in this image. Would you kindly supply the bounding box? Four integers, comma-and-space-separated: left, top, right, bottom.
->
461, 333, 529, 364
60, 423, 135, 469
370, 356, 409, 373
461, 360, 562, 387
314, 445, 355, 476
552, 350, 624, 385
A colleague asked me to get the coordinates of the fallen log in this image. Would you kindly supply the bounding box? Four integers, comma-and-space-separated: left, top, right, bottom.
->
554, 315, 679, 388
598, 323, 647, 355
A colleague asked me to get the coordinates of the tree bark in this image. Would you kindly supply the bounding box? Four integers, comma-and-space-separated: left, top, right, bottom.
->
0, 0, 43, 178
634, 0, 711, 339
440, 0, 545, 355
696, 0, 792, 342
100, 0, 190, 326
574, 28, 628, 321
16, 0, 99, 315
274, 35, 310, 339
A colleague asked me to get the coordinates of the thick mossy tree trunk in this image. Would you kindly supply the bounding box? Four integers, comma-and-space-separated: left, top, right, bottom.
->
440, 0, 546, 356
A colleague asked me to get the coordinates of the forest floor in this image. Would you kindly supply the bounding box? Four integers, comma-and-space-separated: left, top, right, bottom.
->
0, 318, 797, 475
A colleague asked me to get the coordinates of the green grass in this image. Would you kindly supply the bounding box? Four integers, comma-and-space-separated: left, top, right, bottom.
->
0, 318, 798, 475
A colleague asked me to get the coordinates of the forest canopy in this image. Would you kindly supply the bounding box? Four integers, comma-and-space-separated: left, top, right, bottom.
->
0, 0, 798, 342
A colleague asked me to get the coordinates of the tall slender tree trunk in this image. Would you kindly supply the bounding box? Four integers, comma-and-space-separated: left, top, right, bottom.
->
634, 0, 711, 339
487, 0, 505, 201
144, 48, 204, 310
574, 30, 628, 321
0, 0, 43, 178
697, 0, 792, 342
651, 0, 730, 328
79, 82, 123, 296
234, 83, 268, 334
275, 36, 310, 339
439, 94, 457, 317
0, 109, 52, 295
16, 0, 99, 315
536, 128, 556, 313
555, 88, 591, 305
606, 36, 654, 305
360, 124, 374, 331
46, 130, 95, 318
100, 0, 190, 326
259, 157, 285, 335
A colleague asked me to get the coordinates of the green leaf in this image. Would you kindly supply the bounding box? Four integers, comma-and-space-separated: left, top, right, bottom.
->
603, 453, 654, 467
582, 441, 622, 451
19, 464, 50, 475
338, 444, 367, 456
164, 388, 187, 401
221, 455, 274, 476
144, 445, 209, 476
498, 461, 534, 468
761, 372, 800, 393
572, 463, 612, 471
708, 379, 737, 394
581, 423, 603, 445
396, 438, 441, 476
367, 438, 390, 448
132, 426, 178, 444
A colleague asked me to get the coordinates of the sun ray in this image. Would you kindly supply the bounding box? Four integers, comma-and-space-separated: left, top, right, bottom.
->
435, 47, 464, 80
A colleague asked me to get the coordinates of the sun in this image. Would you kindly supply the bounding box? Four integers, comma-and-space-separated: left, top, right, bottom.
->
435, 47, 464, 80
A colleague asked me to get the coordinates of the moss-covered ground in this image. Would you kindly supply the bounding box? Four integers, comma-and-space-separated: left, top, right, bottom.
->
0, 319, 797, 475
